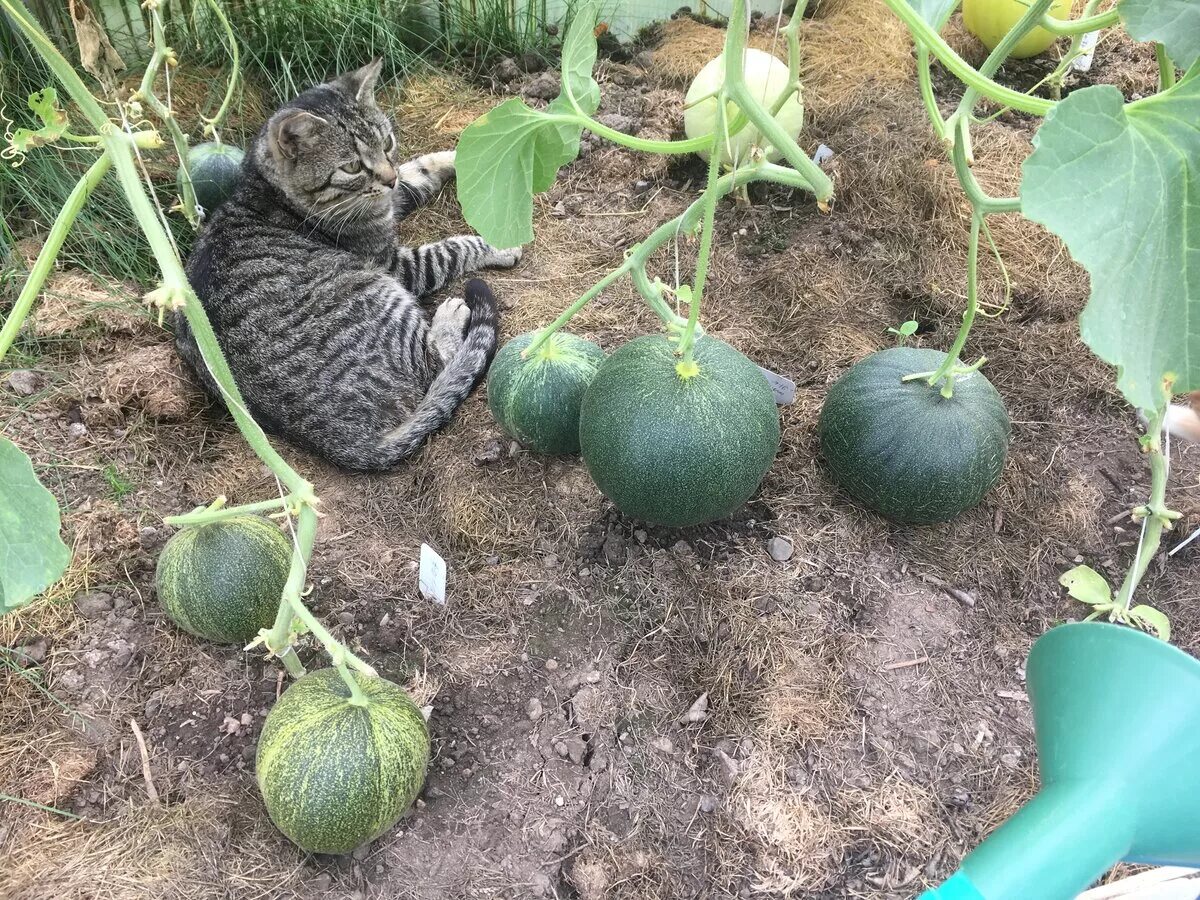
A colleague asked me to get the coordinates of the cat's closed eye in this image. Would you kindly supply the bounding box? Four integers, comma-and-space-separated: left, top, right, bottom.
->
340, 159, 363, 174
384, 134, 396, 154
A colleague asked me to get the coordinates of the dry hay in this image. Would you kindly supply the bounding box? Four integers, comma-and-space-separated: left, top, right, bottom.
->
724, 754, 845, 894
649, 17, 792, 84
801, 0, 915, 111
387, 70, 495, 155
26, 271, 148, 342
81, 343, 199, 423
0, 790, 304, 900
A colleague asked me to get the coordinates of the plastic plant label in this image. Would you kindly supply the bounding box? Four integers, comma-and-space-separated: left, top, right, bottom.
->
418, 543, 447, 605
1072, 31, 1100, 72
812, 144, 834, 166
757, 366, 796, 405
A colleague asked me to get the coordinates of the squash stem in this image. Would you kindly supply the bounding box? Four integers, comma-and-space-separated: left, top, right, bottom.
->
199, 0, 240, 139
1039, 7, 1119, 35
1156, 45, 1177, 92
1114, 391, 1180, 615
678, 100, 725, 365
880, 0, 1054, 116
336, 662, 371, 707
917, 44, 947, 141
0, 152, 112, 363
164, 495, 291, 527
927, 209, 981, 393
1044, 0, 1105, 99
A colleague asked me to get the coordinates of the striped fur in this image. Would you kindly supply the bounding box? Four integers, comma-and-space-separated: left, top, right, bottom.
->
176, 61, 520, 470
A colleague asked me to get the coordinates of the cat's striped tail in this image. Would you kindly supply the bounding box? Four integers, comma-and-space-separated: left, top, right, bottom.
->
378, 278, 498, 464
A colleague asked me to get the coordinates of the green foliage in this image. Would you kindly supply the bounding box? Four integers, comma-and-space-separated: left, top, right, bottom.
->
5, 88, 69, 156
1061, 565, 1171, 641
1021, 73, 1200, 412
456, 3, 600, 248
908, 0, 959, 30
887, 319, 919, 344
1120, 0, 1199, 69
0, 437, 70, 615
102, 464, 135, 502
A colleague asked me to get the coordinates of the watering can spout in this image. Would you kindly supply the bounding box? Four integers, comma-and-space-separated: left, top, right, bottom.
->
914, 622, 1200, 900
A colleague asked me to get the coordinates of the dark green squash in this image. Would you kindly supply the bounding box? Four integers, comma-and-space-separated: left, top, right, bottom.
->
256, 668, 430, 855
180, 142, 244, 213
818, 347, 1010, 524
155, 515, 289, 644
488, 330, 606, 454
579, 334, 780, 527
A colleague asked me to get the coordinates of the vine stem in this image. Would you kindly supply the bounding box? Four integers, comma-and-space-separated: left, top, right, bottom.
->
2, 0, 339, 680
522, 162, 814, 358
199, 0, 240, 138
1156, 45, 1177, 92
881, 0, 1054, 116
164, 494, 291, 527
946, 0, 1056, 145
1114, 393, 1179, 614
0, 152, 112, 361
678, 101, 724, 366
1039, 7, 1119, 35
135, 0, 198, 226
1045, 0, 1104, 99
917, 43, 947, 140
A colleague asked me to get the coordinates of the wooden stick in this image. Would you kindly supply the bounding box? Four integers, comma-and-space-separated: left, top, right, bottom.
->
129, 719, 159, 804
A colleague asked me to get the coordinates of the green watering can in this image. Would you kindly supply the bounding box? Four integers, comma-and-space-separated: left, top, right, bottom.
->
919, 622, 1200, 900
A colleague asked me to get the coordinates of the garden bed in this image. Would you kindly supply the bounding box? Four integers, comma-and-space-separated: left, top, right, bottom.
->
1, 5, 1195, 898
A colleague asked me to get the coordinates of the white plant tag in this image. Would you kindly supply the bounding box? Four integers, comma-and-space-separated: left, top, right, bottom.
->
757, 366, 796, 405
1072, 31, 1100, 72
418, 543, 447, 605
812, 144, 834, 166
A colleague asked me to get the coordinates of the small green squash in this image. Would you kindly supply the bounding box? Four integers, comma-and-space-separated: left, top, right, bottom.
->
488, 330, 606, 454
579, 334, 780, 527
256, 668, 430, 855
155, 515, 290, 644
818, 347, 1010, 524
180, 142, 244, 213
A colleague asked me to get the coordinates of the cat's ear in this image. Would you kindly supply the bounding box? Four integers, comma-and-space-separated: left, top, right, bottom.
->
336, 59, 383, 104
270, 110, 328, 161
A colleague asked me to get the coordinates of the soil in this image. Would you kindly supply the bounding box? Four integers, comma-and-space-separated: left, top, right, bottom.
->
3, 5, 1198, 899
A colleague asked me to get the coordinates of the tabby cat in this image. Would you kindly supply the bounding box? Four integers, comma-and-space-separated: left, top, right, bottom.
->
176, 60, 520, 471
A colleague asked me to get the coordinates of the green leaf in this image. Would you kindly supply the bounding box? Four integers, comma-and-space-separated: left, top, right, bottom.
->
1058, 565, 1112, 607
456, 5, 600, 248
1130, 604, 1172, 641
555, 1, 600, 118
899, 320, 918, 337
908, 0, 959, 30
0, 437, 70, 615
1120, 0, 1199, 70
8, 88, 69, 154
1021, 78, 1200, 412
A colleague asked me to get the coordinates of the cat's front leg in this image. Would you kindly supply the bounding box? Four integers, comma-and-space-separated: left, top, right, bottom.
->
393, 150, 457, 219
393, 236, 521, 297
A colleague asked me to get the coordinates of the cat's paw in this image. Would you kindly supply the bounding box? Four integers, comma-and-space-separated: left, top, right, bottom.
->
430, 296, 471, 362
485, 246, 523, 269
427, 150, 456, 178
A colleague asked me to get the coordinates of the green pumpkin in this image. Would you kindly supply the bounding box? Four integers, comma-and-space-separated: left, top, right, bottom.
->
818, 347, 1010, 524
180, 142, 244, 213
256, 668, 430, 855
155, 515, 290, 644
487, 330, 606, 454
579, 334, 780, 527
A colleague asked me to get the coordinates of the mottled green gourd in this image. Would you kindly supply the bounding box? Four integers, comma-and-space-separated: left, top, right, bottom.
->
579, 334, 780, 527
818, 347, 1010, 524
256, 668, 430, 855
180, 142, 244, 213
488, 331, 606, 454
155, 515, 290, 644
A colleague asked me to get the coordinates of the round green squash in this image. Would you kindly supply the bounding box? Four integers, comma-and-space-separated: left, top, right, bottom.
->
256, 668, 430, 855
155, 515, 290, 644
180, 142, 244, 213
579, 334, 780, 527
818, 347, 1010, 524
488, 330, 606, 454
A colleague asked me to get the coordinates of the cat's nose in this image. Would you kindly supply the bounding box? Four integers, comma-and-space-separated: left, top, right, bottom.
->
379, 164, 398, 189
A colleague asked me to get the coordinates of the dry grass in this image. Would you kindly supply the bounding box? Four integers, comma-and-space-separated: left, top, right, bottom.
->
649, 17, 791, 84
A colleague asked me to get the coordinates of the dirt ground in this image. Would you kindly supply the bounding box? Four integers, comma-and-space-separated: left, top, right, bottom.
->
2, 4, 1197, 898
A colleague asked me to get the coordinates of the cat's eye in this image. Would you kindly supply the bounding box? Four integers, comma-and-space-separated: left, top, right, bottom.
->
340, 159, 363, 174
384, 134, 396, 154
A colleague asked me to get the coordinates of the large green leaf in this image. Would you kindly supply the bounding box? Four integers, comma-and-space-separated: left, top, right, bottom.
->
908, 0, 959, 29
0, 436, 69, 614
1020, 75, 1200, 411
456, 3, 599, 248
1120, 0, 1199, 70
